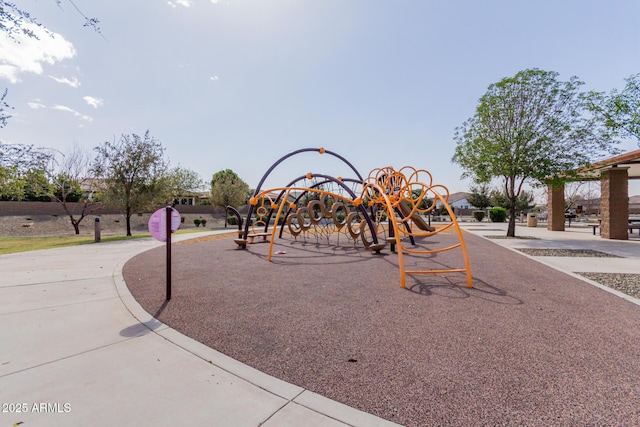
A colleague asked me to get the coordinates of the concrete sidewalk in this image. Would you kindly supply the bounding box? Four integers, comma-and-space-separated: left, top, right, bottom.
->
1, 224, 638, 426
0, 231, 398, 427
459, 220, 640, 306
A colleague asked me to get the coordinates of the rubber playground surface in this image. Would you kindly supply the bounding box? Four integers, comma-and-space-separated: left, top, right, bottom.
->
123, 231, 640, 427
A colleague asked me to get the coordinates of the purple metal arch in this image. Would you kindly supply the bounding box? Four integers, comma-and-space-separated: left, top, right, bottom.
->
267, 174, 377, 242
252, 148, 364, 198
243, 148, 365, 239
225, 205, 243, 234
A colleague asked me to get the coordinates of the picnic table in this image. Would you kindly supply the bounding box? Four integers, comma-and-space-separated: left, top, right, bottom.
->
587, 217, 640, 235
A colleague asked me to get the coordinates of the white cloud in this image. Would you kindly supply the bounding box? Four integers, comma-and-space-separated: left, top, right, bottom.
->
52, 104, 92, 122
209, 75, 219, 81
83, 96, 104, 108
0, 23, 76, 83
50, 75, 81, 88
27, 101, 47, 109
168, 0, 227, 8
167, 0, 192, 7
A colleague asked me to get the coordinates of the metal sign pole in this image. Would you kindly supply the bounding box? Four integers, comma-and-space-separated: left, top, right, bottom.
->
166, 206, 172, 301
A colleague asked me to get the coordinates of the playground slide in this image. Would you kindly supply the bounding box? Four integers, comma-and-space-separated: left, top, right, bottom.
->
398, 200, 435, 232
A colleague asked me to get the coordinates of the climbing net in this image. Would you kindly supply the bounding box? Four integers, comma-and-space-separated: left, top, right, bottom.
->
240, 164, 471, 289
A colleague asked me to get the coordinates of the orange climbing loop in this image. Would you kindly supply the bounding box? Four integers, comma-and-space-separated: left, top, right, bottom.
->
244, 165, 472, 289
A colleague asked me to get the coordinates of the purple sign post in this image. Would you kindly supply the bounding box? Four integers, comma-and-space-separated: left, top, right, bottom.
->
148, 207, 181, 300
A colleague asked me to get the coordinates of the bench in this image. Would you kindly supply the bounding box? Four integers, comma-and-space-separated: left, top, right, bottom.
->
586, 223, 640, 236
247, 232, 270, 243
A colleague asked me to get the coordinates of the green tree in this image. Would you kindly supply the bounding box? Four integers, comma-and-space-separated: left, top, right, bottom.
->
22, 169, 51, 201
588, 73, 640, 145
165, 166, 204, 205
515, 190, 535, 212
92, 131, 169, 236
210, 169, 249, 228
0, 165, 20, 200
452, 68, 615, 237
411, 188, 433, 210
0, 143, 53, 200
489, 189, 509, 209
490, 188, 535, 212
467, 184, 491, 210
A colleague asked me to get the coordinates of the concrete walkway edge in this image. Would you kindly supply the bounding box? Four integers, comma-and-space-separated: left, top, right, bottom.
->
0, 231, 400, 427
460, 222, 640, 308
110, 232, 401, 427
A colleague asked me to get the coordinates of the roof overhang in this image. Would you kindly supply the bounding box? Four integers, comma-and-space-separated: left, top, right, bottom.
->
576, 148, 640, 180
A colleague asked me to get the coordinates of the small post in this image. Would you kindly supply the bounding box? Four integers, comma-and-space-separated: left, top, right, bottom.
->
166, 206, 172, 301
94, 217, 101, 243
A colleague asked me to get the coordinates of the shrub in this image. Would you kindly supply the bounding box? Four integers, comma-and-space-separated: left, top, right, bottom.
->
200, 219, 207, 227
227, 216, 238, 226
473, 210, 486, 222
489, 207, 507, 222
193, 218, 201, 227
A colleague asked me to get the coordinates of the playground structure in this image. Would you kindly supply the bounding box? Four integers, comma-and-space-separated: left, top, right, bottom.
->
229, 148, 472, 289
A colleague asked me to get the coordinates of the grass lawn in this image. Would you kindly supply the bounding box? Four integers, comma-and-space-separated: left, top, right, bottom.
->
0, 229, 208, 255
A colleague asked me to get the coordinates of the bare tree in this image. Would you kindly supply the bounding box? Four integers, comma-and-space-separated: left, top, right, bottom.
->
0, 88, 12, 129
578, 181, 601, 216
48, 144, 98, 234
564, 182, 585, 211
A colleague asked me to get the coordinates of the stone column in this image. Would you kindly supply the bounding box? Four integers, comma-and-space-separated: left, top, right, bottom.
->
600, 167, 629, 240
547, 184, 565, 231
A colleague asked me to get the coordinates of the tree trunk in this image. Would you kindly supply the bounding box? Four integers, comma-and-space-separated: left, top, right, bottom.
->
507, 208, 517, 237
61, 202, 80, 235
506, 178, 518, 238
126, 206, 132, 236
507, 197, 517, 237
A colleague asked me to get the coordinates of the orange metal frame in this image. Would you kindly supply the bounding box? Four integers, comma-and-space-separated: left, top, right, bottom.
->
247, 165, 472, 289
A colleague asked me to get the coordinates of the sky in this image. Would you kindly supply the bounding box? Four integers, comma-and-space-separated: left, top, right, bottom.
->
1, 0, 640, 197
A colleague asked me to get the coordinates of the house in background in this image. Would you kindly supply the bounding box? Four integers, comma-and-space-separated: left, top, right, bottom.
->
435, 192, 476, 211
574, 197, 601, 215
574, 194, 640, 215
